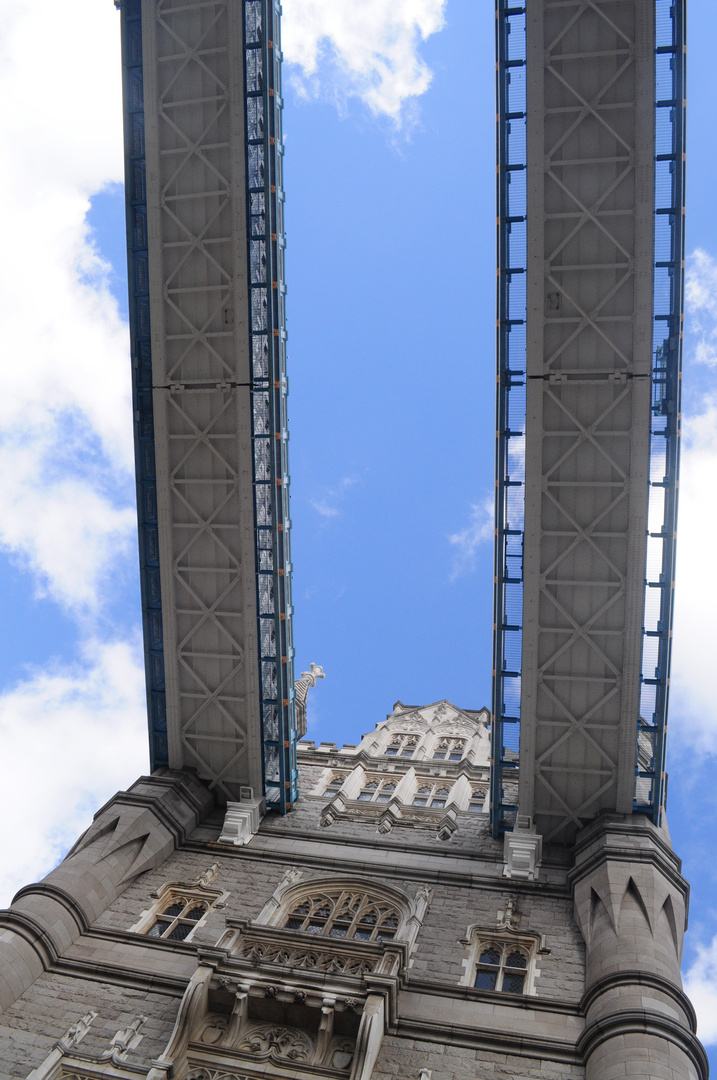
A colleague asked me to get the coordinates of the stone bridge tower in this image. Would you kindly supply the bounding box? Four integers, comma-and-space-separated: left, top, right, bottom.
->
0, 1, 706, 1078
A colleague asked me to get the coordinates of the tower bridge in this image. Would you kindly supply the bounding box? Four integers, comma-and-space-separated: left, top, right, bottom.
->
0, 2, 705, 1078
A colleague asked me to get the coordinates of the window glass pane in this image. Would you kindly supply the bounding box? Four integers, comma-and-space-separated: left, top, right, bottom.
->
147, 920, 165, 938
400, 749, 413, 758
185, 905, 206, 921
479, 948, 501, 965
163, 902, 184, 917
449, 752, 462, 761
385, 748, 398, 756
307, 922, 324, 934
475, 969, 498, 990
413, 797, 428, 806
376, 794, 391, 803
502, 971, 526, 994
431, 798, 446, 808
329, 924, 349, 937
285, 917, 303, 929
506, 950, 527, 968
167, 922, 192, 941
433, 751, 446, 760
358, 793, 372, 801
354, 929, 371, 940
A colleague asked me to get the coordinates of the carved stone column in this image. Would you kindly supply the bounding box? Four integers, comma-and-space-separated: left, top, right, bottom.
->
570, 814, 708, 1080
0, 770, 213, 1012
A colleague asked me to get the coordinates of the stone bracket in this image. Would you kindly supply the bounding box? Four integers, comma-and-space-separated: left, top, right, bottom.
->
218, 795, 265, 846
503, 815, 543, 881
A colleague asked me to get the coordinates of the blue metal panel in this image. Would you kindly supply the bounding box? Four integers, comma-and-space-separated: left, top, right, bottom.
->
636, 0, 686, 822
491, 1, 527, 836
117, 0, 168, 770
244, 0, 298, 810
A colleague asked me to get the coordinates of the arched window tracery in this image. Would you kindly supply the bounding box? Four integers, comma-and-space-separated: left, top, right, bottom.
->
384, 733, 419, 758
358, 779, 397, 803
282, 888, 401, 943
147, 896, 209, 941
324, 773, 344, 796
473, 942, 529, 993
432, 738, 466, 761
412, 784, 451, 809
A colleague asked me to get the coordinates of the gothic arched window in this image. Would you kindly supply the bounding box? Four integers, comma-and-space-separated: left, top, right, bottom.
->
358, 779, 396, 803
468, 788, 485, 812
467, 937, 534, 994
412, 784, 451, 808
129, 867, 225, 943
282, 888, 401, 942
324, 773, 344, 796
432, 738, 466, 761
385, 734, 419, 758
147, 896, 209, 941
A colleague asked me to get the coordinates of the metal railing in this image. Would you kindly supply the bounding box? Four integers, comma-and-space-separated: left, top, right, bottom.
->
636, 0, 686, 822
491, 1, 527, 836
244, 0, 298, 810
119, 0, 168, 770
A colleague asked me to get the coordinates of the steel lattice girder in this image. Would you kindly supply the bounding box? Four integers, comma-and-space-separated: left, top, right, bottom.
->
119, 0, 297, 807
492, 0, 685, 844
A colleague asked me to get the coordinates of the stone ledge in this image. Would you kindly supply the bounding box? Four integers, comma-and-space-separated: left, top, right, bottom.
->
576, 1007, 709, 1080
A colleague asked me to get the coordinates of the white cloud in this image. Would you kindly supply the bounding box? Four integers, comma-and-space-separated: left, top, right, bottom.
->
670, 250, 717, 753
282, 0, 447, 122
685, 248, 717, 367
684, 936, 717, 1045
310, 473, 361, 519
0, 0, 134, 616
0, 0, 145, 902
0, 638, 147, 907
448, 496, 494, 579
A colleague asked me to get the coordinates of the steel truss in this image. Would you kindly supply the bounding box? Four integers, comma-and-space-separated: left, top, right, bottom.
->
492, 0, 685, 840
119, 0, 297, 808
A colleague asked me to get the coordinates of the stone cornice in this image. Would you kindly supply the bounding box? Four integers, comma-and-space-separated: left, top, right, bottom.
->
79, 771, 213, 843
195, 832, 573, 893
569, 814, 684, 887
51, 953, 188, 997
0, 909, 60, 967
11, 882, 91, 935
576, 1008, 709, 1079
568, 835, 688, 897
396, 1015, 581, 1064
404, 976, 582, 1015
580, 969, 698, 1032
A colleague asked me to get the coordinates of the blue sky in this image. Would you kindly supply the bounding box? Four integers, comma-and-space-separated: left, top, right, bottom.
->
0, 0, 716, 1058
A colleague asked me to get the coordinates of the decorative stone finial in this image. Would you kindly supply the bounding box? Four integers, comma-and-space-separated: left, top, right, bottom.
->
294, 663, 326, 737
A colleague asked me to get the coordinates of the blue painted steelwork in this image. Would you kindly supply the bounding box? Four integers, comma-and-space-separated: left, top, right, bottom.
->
244, 0, 298, 811
636, 0, 686, 823
491, 1, 527, 837
117, 0, 168, 770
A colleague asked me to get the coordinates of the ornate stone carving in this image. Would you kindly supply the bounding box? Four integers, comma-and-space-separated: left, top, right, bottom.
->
188, 1072, 254, 1080
236, 1021, 314, 1063
235, 938, 376, 975
100, 1014, 146, 1062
